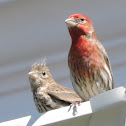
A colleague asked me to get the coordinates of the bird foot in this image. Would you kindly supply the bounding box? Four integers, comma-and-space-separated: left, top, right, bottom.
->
68, 101, 81, 114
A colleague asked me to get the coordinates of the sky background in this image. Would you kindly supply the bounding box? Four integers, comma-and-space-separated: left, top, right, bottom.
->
0, 0, 126, 125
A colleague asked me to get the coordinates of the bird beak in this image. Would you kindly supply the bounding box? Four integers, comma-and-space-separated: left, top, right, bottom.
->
65, 17, 76, 28
28, 71, 38, 80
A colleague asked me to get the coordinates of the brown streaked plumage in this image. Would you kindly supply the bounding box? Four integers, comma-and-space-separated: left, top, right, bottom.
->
28, 62, 82, 113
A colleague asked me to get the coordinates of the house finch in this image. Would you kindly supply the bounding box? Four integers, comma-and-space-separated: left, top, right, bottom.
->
65, 14, 114, 101
28, 62, 82, 113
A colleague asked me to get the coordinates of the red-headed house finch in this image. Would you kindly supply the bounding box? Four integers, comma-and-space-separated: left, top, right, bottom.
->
65, 14, 114, 101
28, 62, 82, 113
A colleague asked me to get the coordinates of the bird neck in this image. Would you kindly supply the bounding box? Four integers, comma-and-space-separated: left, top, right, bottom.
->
69, 28, 97, 45
69, 31, 99, 59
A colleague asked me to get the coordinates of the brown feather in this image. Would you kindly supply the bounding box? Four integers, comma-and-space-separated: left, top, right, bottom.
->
28, 62, 83, 113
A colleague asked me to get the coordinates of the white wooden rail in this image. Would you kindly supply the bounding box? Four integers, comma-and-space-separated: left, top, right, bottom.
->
0, 87, 126, 126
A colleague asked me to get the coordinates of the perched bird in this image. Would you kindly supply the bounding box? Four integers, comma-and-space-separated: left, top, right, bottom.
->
65, 14, 114, 101
28, 62, 82, 113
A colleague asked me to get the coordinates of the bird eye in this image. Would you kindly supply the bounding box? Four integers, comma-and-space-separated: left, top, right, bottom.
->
42, 72, 46, 76
80, 18, 84, 21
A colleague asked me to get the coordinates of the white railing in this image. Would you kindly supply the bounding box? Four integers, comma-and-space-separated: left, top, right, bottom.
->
0, 87, 126, 126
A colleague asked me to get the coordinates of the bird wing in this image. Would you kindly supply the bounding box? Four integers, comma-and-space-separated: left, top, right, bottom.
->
97, 41, 114, 89
103, 52, 114, 88
48, 84, 83, 103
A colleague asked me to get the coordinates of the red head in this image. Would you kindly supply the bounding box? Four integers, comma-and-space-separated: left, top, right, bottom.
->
65, 14, 95, 40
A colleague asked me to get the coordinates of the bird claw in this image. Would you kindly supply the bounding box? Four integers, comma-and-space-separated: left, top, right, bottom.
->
68, 101, 81, 114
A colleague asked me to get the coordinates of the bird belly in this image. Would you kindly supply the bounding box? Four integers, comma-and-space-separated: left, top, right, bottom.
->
70, 73, 91, 101
68, 48, 113, 101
